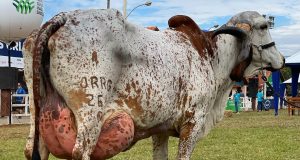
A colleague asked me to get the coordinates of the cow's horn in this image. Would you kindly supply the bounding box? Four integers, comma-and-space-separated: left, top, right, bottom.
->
212, 26, 248, 39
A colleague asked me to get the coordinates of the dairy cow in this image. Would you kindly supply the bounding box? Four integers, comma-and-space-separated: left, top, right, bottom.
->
23, 9, 284, 160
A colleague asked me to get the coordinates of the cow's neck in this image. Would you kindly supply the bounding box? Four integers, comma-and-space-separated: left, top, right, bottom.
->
212, 35, 242, 88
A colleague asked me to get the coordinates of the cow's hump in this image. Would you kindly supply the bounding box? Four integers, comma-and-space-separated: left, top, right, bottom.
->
168, 15, 216, 58
168, 15, 201, 35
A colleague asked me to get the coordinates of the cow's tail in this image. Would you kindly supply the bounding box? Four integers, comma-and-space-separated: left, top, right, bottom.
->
31, 13, 67, 160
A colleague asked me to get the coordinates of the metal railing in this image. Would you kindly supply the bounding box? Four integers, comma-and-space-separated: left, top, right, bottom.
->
11, 93, 30, 115
241, 97, 252, 111
227, 96, 252, 111
9, 94, 30, 124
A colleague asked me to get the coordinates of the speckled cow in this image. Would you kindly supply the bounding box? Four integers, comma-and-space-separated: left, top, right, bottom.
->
23, 9, 284, 160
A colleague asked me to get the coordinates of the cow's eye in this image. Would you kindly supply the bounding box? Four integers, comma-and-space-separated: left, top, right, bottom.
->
260, 24, 268, 30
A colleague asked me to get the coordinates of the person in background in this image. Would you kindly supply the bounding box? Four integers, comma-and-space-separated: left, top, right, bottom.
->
15, 82, 26, 104
256, 89, 264, 112
233, 90, 241, 114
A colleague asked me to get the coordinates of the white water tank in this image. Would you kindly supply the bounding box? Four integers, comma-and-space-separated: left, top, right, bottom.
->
0, 0, 44, 43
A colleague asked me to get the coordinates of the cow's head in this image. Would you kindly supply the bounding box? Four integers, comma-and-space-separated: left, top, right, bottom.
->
213, 11, 285, 81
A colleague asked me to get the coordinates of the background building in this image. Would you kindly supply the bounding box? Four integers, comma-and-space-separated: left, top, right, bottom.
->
0, 40, 25, 117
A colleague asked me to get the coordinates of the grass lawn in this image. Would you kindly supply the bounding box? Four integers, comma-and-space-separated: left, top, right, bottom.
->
1, 109, 300, 160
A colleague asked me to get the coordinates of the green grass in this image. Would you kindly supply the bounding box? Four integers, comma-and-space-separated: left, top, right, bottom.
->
1, 109, 300, 160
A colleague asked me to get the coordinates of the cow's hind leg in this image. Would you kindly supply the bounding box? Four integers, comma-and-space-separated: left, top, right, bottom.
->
152, 134, 169, 160
24, 86, 50, 160
72, 105, 135, 160
72, 106, 103, 160
38, 135, 50, 160
25, 117, 50, 160
91, 110, 134, 159
23, 30, 50, 160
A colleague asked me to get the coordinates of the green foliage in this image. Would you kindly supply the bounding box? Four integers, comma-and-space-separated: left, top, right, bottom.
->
281, 67, 294, 96
280, 67, 291, 81
1, 110, 300, 160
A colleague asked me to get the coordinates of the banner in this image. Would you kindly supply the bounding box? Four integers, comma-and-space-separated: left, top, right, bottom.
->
0, 40, 24, 68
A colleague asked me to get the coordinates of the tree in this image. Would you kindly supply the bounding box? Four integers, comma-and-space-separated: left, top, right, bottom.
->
280, 67, 291, 81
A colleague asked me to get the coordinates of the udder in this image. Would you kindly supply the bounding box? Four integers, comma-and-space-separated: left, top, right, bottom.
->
39, 96, 76, 159
39, 94, 135, 159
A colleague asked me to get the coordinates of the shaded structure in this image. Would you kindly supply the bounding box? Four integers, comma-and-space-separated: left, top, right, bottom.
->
285, 52, 300, 97
271, 52, 300, 115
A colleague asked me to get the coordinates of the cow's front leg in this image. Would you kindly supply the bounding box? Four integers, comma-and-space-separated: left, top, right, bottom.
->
177, 115, 205, 160
152, 134, 169, 160
72, 106, 103, 160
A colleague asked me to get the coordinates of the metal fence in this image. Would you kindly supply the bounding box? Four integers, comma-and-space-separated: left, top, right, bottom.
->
227, 97, 252, 111
11, 94, 30, 116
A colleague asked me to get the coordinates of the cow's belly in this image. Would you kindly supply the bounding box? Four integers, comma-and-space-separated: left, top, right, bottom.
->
39, 93, 134, 159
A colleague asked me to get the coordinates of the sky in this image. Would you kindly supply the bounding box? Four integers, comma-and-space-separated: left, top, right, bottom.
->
43, 0, 300, 57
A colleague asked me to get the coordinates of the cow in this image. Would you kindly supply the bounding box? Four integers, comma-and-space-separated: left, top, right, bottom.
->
23, 9, 284, 160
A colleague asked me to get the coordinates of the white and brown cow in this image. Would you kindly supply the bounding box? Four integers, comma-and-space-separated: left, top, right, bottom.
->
23, 9, 284, 160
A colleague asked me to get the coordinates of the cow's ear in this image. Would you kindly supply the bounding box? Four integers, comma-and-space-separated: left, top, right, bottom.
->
168, 15, 201, 34
236, 23, 252, 68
